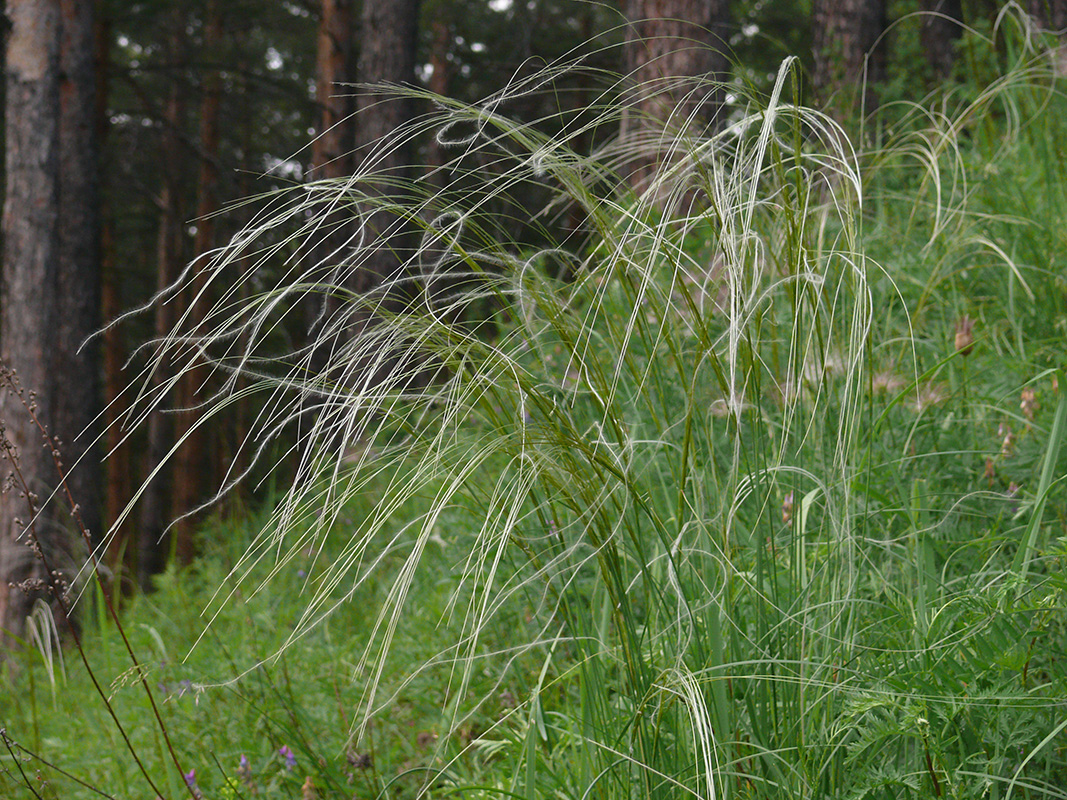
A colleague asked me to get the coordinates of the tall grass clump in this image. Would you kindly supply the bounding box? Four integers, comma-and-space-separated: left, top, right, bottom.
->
110, 20, 1067, 799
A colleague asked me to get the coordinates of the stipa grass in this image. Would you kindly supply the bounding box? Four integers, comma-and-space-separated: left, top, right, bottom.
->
7, 16, 1067, 799
121, 30, 1067, 797
118, 52, 875, 794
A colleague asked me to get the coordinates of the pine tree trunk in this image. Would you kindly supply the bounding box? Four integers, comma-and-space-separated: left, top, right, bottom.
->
1, 0, 66, 644
231, 38, 256, 506
426, 10, 453, 183
95, 0, 134, 585
56, 0, 102, 547
101, 220, 133, 578
312, 0, 353, 183
812, 0, 887, 116
305, 0, 354, 373
1030, 0, 1067, 30
921, 0, 963, 82
171, 0, 223, 565
621, 0, 731, 192
327, 0, 423, 399
354, 0, 421, 297
138, 16, 187, 590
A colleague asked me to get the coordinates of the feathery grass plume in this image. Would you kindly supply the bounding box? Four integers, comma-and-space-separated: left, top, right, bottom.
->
119, 49, 869, 794
112, 14, 1067, 796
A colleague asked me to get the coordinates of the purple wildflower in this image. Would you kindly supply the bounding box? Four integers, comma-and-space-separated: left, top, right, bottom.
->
237, 753, 253, 784
279, 744, 297, 770
183, 768, 203, 800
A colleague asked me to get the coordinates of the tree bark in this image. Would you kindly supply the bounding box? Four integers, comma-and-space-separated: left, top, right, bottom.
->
0, 0, 89, 645
299, 0, 357, 461
312, 0, 353, 182
921, 0, 963, 82
101, 220, 132, 578
95, 0, 135, 584
138, 14, 187, 590
171, 0, 223, 566
426, 9, 453, 182
354, 0, 421, 296
621, 0, 731, 191
229, 28, 257, 508
326, 0, 423, 397
812, 0, 887, 116
1030, 0, 1067, 30
56, 0, 102, 549
305, 0, 354, 354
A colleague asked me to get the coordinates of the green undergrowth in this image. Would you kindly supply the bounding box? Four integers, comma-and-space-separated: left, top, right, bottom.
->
4, 486, 541, 799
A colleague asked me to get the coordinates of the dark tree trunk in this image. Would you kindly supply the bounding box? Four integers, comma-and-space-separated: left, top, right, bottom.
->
1, 0, 98, 645
172, 0, 224, 565
305, 0, 354, 363
319, 0, 424, 400
173, 0, 221, 556
1, 0, 62, 645
95, 0, 134, 586
353, 0, 421, 296
426, 9, 453, 182
230, 35, 257, 507
621, 0, 731, 191
56, 0, 102, 547
1029, 0, 1067, 30
299, 0, 357, 463
312, 0, 353, 182
812, 0, 887, 116
921, 0, 963, 82
101, 222, 133, 579
138, 15, 187, 590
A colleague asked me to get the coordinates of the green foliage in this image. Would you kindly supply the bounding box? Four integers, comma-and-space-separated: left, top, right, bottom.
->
3, 496, 531, 799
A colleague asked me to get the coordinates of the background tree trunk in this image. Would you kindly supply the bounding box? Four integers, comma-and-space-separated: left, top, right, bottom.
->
138, 13, 188, 591
95, 0, 138, 588
171, 0, 224, 565
921, 0, 963, 82
305, 0, 354, 381
426, 6, 454, 183
56, 0, 102, 549
312, 0, 353, 183
812, 0, 887, 117
1, 0, 96, 644
330, 0, 423, 396
621, 0, 731, 191
353, 0, 421, 298
1030, 0, 1067, 30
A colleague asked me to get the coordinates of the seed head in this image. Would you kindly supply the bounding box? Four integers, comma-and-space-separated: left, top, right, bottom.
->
954, 315, 975, 356
781, 491, 795, 526
999, 422, 1015, 458
1020, 388, 1038, 422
